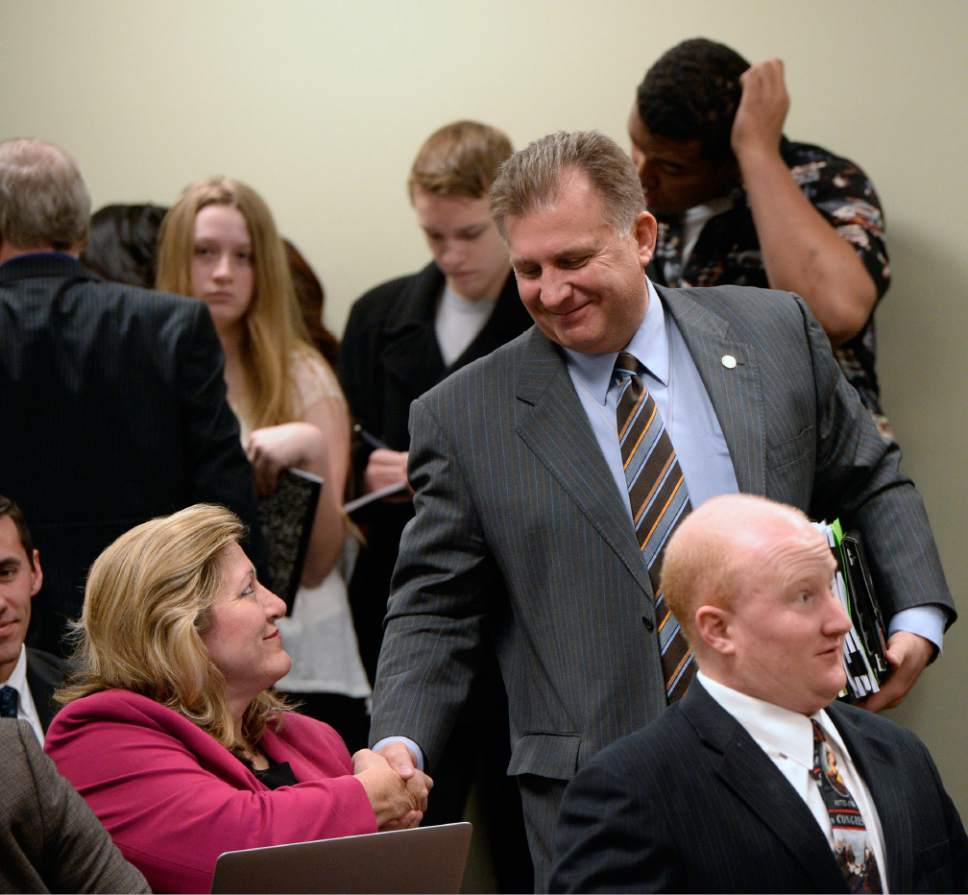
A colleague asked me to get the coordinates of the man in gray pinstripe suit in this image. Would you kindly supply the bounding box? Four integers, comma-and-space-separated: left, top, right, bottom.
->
368, 131, 954, 890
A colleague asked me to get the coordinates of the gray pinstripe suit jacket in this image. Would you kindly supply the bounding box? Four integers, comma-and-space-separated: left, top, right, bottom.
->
369, 284, 954, 886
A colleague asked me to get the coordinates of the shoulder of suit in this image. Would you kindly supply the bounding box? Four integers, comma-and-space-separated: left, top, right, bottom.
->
26, 646, 71, 678
579, 703, 694, 782
65, 278, 204, 321
51, 688, 202, 737
827, 698, 921, 747
662, 283, 811, 331
348, 263, 440, 321
0, 717, 37, 755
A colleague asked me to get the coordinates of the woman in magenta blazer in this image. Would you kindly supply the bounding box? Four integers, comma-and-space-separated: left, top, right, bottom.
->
45, 504, 431, 894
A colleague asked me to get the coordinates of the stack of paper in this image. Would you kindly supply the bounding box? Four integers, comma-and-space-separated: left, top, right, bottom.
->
813, 520, 889, 700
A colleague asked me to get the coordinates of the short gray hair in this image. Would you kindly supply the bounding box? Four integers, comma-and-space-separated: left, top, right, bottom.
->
489, 131, 645, 238
0, 138, 91, 250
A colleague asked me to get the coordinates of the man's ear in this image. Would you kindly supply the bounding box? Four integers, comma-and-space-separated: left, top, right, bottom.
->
694, 604, 734, 656
29, 549, 42, 598
633, 211, 658, 267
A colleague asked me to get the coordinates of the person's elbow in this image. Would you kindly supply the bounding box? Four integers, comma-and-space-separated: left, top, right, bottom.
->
816, 277, 878, 347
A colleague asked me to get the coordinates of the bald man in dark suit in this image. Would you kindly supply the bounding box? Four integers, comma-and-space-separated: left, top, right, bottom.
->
552, 496, 967, 893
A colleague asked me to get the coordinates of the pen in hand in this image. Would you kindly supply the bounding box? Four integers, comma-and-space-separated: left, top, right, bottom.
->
353, 423, 389, 452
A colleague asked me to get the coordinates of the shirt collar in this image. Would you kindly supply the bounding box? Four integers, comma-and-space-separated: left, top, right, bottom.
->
3, 643, 28, 691
563, 278, 669, 406
697, 671, 841, 770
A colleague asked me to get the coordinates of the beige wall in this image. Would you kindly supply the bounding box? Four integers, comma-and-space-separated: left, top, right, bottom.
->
4, 0, 966, 812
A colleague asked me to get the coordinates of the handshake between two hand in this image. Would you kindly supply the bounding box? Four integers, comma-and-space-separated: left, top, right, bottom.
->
353, 743, 434, 831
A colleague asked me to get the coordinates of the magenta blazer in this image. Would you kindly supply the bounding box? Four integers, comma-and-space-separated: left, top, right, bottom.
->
46, 689, 377, 893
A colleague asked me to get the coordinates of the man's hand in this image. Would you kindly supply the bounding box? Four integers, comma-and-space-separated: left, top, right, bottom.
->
857, 631, 935, 713
731, 59, 790, 162
729, 56, 878, 343
363, 448, 411, 499
374, 742, 433, 831
352, 747, 432, 830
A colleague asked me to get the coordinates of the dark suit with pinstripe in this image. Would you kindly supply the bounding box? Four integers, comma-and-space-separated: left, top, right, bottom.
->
369, 283, 954, 890
550, 681, 968, 893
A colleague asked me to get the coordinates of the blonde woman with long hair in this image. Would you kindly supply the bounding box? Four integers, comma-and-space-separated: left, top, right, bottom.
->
156, 179, 369, 746
46, 505, 430, 894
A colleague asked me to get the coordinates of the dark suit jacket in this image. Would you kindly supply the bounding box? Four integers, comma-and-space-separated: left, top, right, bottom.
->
369, 284, 954, 888
551, 682, 968, 893
338, 262, 531, 677
25, 646, 70, 732
1, 718, 149, 893
0, 252, 263, 654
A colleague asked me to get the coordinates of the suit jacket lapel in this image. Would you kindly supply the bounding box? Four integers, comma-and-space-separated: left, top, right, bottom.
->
683, 683, 849, 892
25, 650, 57, 733
514, 329, 653, 599
828, 703, 912, 892
658, 285, 767, 496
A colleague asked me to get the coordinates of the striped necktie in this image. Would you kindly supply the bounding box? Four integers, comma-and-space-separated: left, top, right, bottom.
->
810, 720, 884, 893
614, 351, 694, 702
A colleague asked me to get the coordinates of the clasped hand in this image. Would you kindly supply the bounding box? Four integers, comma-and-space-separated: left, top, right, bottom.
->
352, 747, 433, 830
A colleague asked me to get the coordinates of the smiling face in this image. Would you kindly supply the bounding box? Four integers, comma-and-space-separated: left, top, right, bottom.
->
723, 525, 850, 714
507, 169, 656, 355
0, 515, 42, 682
627, 104, 737, 215
199, 542, 290, 713
190, 204, 255, 336
412, 186, 510, 301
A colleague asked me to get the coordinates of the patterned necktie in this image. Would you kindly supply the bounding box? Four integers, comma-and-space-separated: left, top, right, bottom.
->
614, 351, 694, 702
0, 685, 18, 718
810, 720, 883, 893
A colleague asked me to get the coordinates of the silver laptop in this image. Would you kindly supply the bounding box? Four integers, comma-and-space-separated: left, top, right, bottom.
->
210, 822, 472, 894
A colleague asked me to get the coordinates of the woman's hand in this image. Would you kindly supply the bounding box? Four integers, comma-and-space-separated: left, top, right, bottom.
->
352, 748, 433, 830
245, 422, 325, 496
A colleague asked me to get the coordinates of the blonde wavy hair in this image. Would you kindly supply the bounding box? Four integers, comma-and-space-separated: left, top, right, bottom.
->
57, 504, 289, 751
155, 176, 318, 430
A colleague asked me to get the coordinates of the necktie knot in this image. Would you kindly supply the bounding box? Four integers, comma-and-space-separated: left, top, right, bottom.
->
613, 351, 642, 382
0, 684, 18, 718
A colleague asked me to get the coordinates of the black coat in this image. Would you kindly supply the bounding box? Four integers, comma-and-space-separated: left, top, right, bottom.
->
0, 253, 262, 654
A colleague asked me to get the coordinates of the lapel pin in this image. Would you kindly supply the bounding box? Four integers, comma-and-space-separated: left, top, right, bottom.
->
721, 354, 737, 369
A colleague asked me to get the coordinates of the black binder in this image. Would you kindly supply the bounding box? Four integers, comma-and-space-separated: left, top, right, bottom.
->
257, 468, 322, 613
